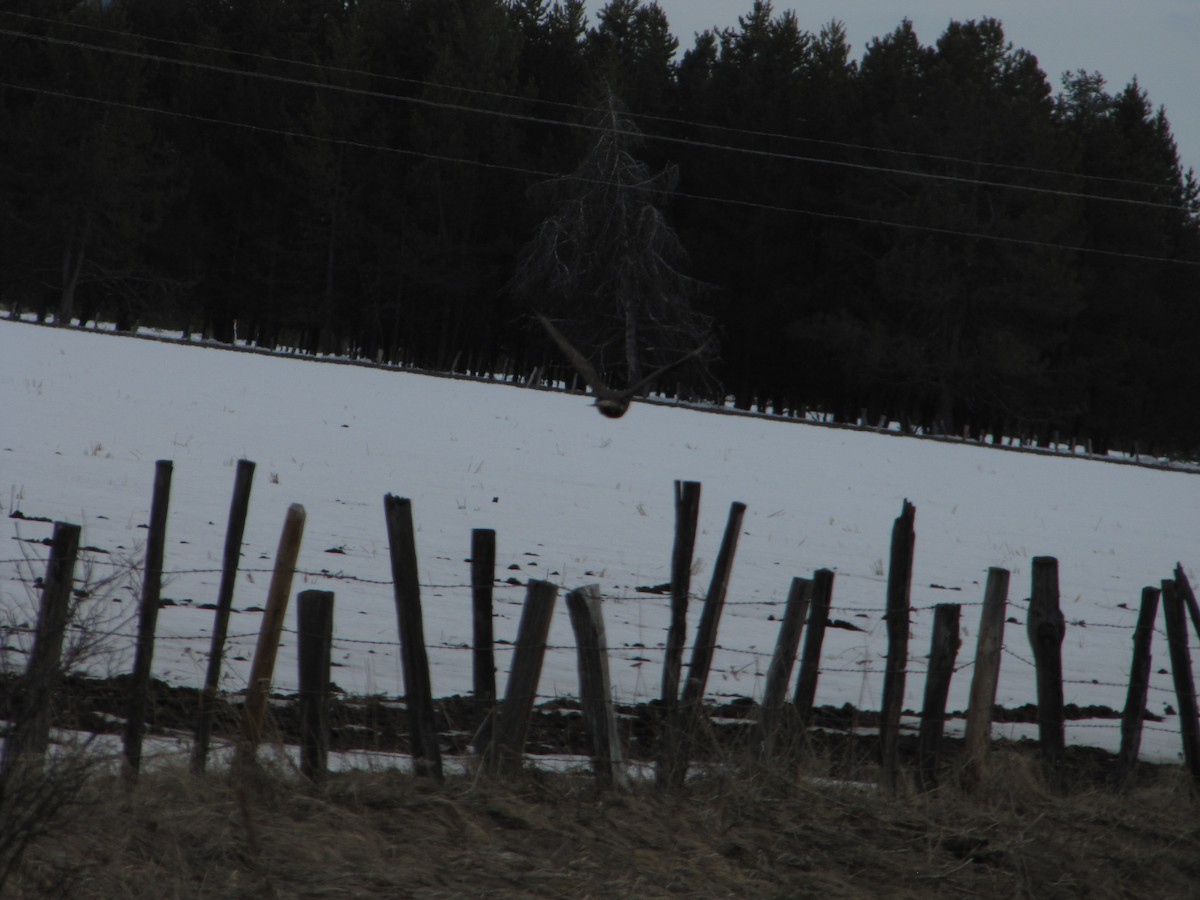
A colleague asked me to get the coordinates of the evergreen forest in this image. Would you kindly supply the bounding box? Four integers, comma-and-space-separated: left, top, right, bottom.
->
2, 0, 1199, 454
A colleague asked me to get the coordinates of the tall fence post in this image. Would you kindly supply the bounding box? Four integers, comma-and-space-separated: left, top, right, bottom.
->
488, 579, 559, 774
963, 567, 1009, 782
666, 501, 746, 786
123, 459, 173, 778
1028, 556, 1066, 774
794, 568, 836, 727
917, 603, 961, 790
565, 585, 628, 790
1161, 578, 1200, 782
1, 521, 80, 778
470, 528, 497, 747
759, 577, 812, 754
237, 503, 306, 769
297, 589, 334, 781
193, 458, 255, 773
1175, 564, 1200, 640
383, 494, 443, 781
1116, 586, 1161, 778
880, 500, 916, 791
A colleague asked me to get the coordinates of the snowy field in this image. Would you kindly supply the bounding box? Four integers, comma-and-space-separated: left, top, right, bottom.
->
3, 319, 1199, 763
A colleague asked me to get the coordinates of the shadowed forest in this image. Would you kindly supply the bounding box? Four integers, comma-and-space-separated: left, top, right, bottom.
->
2, 0, 1198, 453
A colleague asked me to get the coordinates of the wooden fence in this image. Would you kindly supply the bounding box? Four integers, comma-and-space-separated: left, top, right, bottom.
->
2, 461, 1198, 793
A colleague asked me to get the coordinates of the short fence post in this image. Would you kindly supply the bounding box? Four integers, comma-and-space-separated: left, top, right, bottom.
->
124, 459, 173, 778
759, 577, 812, 754
237, 503, 306, 769
565, 585, 627, 790
488, 579, 559, 774
193, 458, 256, 773
1161, 578, 1200, 781
1116, 586, 1161, 778
470, 528, 497, 748
880, 500, 916, 791
963, 567, 1009, 781
917, 603, 961, 790
0, 521, 80, 778
793, 568, 836, 726
669, 501, 746, 786
383, 495, 443, 781
1175, 564, 1200, 641
1027, 556, 1066, 774
297, 590, 334, 781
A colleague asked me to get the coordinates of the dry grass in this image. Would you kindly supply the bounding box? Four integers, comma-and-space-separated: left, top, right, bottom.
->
7, 747, 1200, 899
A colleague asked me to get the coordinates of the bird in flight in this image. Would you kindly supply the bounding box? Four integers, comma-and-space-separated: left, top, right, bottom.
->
536, 313, 707, 418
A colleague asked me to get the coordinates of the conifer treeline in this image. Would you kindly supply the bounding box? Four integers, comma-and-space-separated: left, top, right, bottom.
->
2, 1, 1198, 452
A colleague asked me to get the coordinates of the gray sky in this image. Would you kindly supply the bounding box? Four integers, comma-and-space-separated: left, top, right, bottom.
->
587, 1, 1199, 177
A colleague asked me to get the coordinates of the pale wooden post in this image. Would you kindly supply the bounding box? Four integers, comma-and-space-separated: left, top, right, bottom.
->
566, 585, 627, 790
917, 603, 961, 790
1116, 586, 1161, 778
759, 577, 812, 753
963, 567, 1009, 781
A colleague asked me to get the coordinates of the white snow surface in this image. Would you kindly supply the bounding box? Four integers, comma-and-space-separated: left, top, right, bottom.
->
3, 320, 1199, 764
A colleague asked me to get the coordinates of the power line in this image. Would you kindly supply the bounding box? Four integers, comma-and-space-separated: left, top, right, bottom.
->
5, 78, 1198, 270
0, 21, 1193, 215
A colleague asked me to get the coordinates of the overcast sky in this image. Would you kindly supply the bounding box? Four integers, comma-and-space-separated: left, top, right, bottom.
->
586, 1, 1199, 177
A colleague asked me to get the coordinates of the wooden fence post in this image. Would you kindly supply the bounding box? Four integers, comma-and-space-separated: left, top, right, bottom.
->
297, 590, 334, 781
1161, 578, 1200, 781
383, 495, 443, 781
123, 459, 173, 778
917, 603, 961, 790
192, 458, 255, 773
1116, 586, 1161, 778
489, 579, 559, 774
665, 501, 746, 786
1027, 556, 1066, 773
759, 577, 812, 754
566, 585, 628, 790
963, 567, 1009, 781
237, 503, 306, 769
1, 521, 80, 778
1175, 564, 1200, 641
657, 481, 701, 782
470, 528, 497, 743
880, 500, 916, 791
793, 568, 836, 726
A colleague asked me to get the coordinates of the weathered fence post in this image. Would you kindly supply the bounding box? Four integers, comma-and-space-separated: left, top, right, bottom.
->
193, 458, 255, 773
1027, 556, 1066, 774
1175, 564, 1200, 641
880, 500, 916, 791
657, 480, 701, 783
470, 528, 497, 745
297, 589, 334, 781
759, 577, 812, 754
963, 567, 1010, 781
383, 494, 443, 781
488, 579, 559, 774
917, 603, 961, 790
237, 503, 306, 768
124, 459, 173, 778
565, 585, 628, 790
666, 501, 746, 786
1116, 586, 1161, 778
793, 568, 836, 726
0, 521, 81, 778
1161, 578, 1200, 781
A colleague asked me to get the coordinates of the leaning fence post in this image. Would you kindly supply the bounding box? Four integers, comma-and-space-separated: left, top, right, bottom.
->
488, 579, 559, 774
124, 459, 173, 778
237, 503, 306, 769
759, 577, 812, 754
1161, 578, 1200, 782
470, 528, 497, 746
880, 500, 916, 791
794, 568, 836, 726
193, 458, 255, 773
297, 590, 334, 781
0, 521, 81, 778
917, 603, 961, 790
383, 495, 443, 781
963, 567, 1009, 782
1027, 556, 1066, 774
1116, 586, 1161, 778
565, 585, 628, 790
1175, 564, 1200, 641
